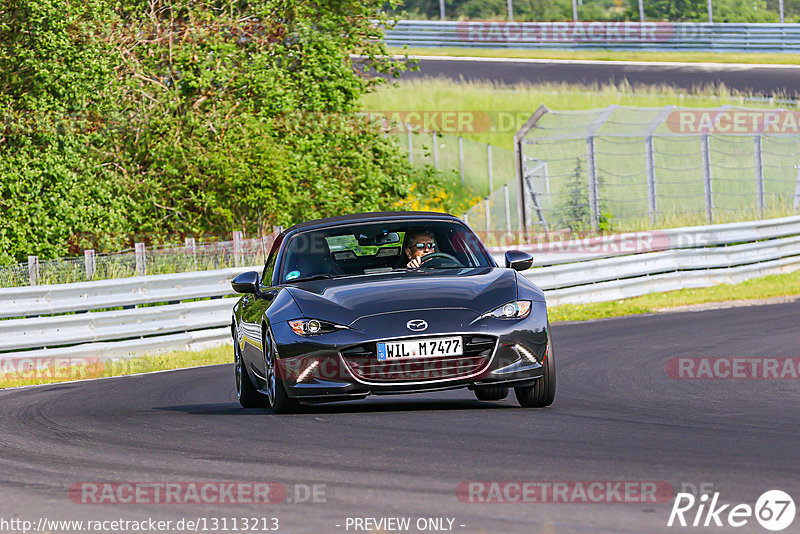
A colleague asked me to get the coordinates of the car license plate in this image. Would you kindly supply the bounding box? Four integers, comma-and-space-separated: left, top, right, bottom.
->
376, 337, 463, 361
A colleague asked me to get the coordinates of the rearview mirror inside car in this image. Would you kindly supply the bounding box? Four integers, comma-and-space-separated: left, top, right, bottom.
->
356, 230, 400, 246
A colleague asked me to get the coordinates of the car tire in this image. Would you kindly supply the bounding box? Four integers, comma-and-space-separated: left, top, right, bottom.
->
515, 338, 556, 408
474, 386, 509, 401
263, 329, 303, 414
235, 340, 268, 409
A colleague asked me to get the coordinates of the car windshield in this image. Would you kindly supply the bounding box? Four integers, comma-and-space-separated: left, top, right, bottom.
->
278, 220, 492, 283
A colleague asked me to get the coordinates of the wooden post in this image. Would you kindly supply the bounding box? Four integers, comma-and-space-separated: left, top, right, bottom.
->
28, 255, 39, 286
135, 243, 146, 276
233, 231, 243, 268
84, 249, 96, 280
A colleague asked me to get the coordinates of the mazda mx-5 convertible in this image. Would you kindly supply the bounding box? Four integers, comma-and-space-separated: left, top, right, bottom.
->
230, 211, 555, 413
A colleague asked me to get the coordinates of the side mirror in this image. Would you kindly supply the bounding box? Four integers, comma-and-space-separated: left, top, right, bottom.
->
504, 250, 534, 271
232, 271, 261, 295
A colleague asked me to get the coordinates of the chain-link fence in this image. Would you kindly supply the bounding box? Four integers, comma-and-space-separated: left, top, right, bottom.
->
389, 129, 519, 238
0, 233, 277, 288
516, 105, 800, 237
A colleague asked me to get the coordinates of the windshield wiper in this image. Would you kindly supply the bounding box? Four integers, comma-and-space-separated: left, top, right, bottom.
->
289, 274, 336, 283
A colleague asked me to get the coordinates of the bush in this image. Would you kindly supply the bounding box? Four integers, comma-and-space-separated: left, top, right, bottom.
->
1, 0, 442, 264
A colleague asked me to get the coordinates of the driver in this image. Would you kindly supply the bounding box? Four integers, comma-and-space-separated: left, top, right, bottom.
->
403, 230, 437, 269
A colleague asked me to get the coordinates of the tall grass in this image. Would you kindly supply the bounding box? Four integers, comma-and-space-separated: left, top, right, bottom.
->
362, 78, 796, 149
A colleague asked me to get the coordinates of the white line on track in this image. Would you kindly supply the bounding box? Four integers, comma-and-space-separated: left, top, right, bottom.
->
396, 54, 800, 71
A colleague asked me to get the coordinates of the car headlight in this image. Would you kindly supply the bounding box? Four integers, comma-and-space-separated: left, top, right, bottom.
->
288, 318, 348, 336
483, 300, 532, 319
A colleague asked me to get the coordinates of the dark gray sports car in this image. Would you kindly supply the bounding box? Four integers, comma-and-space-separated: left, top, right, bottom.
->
231, 211, 554, 413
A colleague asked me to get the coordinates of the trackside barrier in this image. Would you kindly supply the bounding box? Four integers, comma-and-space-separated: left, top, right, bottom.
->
383, 21, 800, 53
1, 216, 799, 360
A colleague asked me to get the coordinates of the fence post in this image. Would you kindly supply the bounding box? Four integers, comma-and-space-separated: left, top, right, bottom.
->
233, 231, 243, 268
407, 124, 413, 164
586, 136, 600, 232
185, 237, 197, 270
28, 255, 39, 286
84, 249, 95, 280
135, 243, 146, 276
439, 0, 445, 20
507, 0, 513, 20
645, 135, 657, 224
487, 144, 494, 195
503, 184, 512, 233
794, 163, 800, 212
701, 134, 714, 223
464, 213, 469, 225
754, 135, 765, 216
484, 198, 491, 241
459, 137, 465, 185
432, 132, 438, 169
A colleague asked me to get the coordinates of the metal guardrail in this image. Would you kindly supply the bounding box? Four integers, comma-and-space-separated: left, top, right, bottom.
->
383, 20, 800, 52
1, 216, 799, 361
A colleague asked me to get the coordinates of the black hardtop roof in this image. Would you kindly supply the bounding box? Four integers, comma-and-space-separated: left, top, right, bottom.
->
285, 211, 459, 233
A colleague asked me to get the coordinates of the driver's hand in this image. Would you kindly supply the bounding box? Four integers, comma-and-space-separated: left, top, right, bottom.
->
407, 257, 421, 269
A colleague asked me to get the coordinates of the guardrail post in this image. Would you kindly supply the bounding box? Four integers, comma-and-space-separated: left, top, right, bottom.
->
586, 136, 600, 232
503, 184, 512, 233
487, 144, 494, 195
439, 0, 445, 20
233, 231, 243, 267
432, 132, 438, 169
407, 124, 413, 164
84, 249, 95, 280
754, 135, 765, 216
28, 255, 39, 286
645, 135, 657, 224
459, 137, 465, 186
701, 134, 714, 223
507, 0, 514, 20
185, 237, 197, 270
135, 243, 146, 276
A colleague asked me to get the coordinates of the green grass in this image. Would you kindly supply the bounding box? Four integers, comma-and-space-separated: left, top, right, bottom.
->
363, 78, 795, 150
391, 46, 800, 66
548, 269, 800, 322
0, 344, 231, 389
363, 79, 800, 233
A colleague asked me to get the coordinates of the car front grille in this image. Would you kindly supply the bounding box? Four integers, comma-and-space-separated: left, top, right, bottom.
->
340, 335, 496, 384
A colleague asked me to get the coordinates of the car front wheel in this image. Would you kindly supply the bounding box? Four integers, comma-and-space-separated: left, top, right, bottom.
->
263, 330, 303, 414
235, 339, 268, 408
515, 338, 556, 408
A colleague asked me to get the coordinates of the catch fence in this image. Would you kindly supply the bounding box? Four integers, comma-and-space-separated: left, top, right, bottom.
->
514, 105, 800, 236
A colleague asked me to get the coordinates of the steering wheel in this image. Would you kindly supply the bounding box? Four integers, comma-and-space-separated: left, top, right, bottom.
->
418, 252, 463, 268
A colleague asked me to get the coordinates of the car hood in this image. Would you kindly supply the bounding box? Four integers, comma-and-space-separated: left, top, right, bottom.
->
284, 267, 518, 326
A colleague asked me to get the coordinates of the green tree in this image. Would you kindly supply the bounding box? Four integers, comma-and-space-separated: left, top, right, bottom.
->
1, 0, 438, 264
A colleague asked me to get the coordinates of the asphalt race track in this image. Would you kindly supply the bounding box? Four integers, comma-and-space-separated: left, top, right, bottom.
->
400, 56, 800, 98
1, 301, 799, 533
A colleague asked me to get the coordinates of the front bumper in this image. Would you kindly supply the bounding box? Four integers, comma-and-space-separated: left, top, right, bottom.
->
271, 303, 549, 404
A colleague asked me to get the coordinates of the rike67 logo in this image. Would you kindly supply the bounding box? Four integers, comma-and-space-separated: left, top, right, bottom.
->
668, 490, 795, 531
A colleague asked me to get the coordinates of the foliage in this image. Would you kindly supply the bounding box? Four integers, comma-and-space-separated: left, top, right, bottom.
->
0, 0, 449, 265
